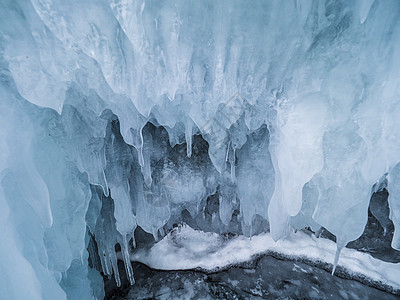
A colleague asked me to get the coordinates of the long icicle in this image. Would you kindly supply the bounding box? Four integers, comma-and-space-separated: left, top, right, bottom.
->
332, 240, 345, 275
185, 118, 193, 158
121, 236, 135, 285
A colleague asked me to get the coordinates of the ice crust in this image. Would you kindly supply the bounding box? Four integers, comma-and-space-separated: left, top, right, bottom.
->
1, 0, 400, 299
131, 224, 400, 291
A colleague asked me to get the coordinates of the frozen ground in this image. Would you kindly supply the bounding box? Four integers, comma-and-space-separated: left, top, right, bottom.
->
106, 259, 399, 299
130, 225, 400, 291
105, 225, 400, 299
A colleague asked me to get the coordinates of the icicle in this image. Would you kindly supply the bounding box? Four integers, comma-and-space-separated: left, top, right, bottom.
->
186, 132, 192, 158
332, 241, 344, 275
131, 127, 145, 167
109, 247, 121, 287
101, 170, 109, 197
143, 153, 152, 187
230, 148, 236, 184
159, 226, 165, 237
138, 127, 145, 167
99, 247, 111, 276
121, 237, 135, 285
230, 159, 235, 183
132, 231, 136, 248
211, 212, 217, 225
152, 228, 159, 241
139, 127, 152, 187
185, 119, 193, 158
225, 142, 230, 162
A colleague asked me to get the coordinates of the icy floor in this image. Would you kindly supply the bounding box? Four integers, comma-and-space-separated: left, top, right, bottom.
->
107, 255, 399, 299
106, 225, 400, 298
129, 225, 400, 291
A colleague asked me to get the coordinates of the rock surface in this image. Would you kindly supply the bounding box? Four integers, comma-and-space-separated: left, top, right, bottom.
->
106, 257, 400, 299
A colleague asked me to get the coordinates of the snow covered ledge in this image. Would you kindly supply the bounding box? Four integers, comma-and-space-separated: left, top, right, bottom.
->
129, 224, 400, 293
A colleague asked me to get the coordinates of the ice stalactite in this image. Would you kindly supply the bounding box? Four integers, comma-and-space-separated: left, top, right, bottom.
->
1, 0, 400, 298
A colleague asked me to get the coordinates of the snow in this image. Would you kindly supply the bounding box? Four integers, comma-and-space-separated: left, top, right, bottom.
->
131, 225, 400, 291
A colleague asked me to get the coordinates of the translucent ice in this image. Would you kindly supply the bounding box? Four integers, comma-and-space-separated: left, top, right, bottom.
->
1, 0, 400, 298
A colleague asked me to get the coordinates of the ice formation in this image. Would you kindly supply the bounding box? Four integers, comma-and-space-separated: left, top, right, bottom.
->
1, 0, 400, 299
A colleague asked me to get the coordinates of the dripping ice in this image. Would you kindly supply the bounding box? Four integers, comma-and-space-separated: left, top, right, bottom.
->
1, 0, 400, 299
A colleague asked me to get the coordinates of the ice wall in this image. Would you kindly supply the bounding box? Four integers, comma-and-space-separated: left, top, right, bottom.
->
1, 0, 400, 298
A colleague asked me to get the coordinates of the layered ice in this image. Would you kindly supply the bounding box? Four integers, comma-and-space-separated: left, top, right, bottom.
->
1, 0, 400, 299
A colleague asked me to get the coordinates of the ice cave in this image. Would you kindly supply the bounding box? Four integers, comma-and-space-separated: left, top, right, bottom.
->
1, 0, 400, 299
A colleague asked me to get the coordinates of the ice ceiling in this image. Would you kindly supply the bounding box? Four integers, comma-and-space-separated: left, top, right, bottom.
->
1, 0, 400, 299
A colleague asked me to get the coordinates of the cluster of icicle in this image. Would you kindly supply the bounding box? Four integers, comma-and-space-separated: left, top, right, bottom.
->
1, 0, 400, 298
